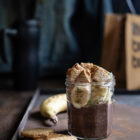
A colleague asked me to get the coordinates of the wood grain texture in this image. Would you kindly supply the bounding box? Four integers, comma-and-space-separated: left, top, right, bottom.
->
0, 91, 34, 140
0, 79, 65, 140
0, 87, 140, 140
24, 101, 140, 140
105, 104, 140, 140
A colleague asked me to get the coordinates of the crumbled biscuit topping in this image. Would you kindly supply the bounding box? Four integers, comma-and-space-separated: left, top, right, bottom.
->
67, 63, 112, 83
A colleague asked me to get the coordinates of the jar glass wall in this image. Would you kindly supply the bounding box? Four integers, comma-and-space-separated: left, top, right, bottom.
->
65, 77, 115, 140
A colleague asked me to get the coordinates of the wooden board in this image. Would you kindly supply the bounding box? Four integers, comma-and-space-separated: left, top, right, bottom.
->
12, 89, 140, 140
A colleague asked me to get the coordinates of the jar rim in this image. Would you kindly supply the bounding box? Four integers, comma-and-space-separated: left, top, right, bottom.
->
65, 77, 115, 87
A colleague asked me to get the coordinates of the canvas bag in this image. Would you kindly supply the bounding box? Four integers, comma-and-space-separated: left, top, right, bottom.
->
101, 14, 140, 90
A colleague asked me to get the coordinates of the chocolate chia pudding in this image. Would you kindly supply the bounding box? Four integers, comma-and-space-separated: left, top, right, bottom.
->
68, 102, 113, 138
66, 63, 115, 139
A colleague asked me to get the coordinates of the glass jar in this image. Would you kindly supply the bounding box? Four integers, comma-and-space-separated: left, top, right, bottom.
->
65, 76, 115, 140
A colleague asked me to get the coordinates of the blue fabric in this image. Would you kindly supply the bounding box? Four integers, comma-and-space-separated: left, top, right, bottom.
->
70, 0, 112, 64
0, 0, 112, 76
35, 0, 80, 75
35, 0, 112, 75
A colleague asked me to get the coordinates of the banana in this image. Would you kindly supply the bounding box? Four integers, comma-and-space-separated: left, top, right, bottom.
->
40, 94, 67, 123
71, 85, 91, 108
90, 86, 109, 104
104, 89, 113, 103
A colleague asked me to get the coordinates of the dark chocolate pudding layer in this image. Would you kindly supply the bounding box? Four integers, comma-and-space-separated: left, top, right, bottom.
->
68, 102, 113, 138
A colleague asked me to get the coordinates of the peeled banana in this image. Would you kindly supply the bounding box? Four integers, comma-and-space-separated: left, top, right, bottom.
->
40, 94, 67, 123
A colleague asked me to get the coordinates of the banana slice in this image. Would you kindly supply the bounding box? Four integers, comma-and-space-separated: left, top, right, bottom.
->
71, 85, 91, 108
104, 89, 113, 103
90, 86, 109, 104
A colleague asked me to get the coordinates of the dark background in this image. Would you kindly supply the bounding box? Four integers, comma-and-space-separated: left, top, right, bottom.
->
0, 0, 139, 89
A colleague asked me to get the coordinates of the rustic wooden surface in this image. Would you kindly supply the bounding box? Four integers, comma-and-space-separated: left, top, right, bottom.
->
0, 91, 33, 140
0, 78, 64, 140
22, 94, 140, 140
0, 78, 140, 140
106, 104, 140, 140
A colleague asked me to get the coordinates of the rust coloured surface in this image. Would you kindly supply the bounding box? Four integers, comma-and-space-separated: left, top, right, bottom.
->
24, 95, 140, 140
106, 104, 140, 140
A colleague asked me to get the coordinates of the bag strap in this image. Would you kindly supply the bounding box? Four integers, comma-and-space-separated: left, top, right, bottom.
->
117, 0, 136, 14
126, 0, 136, 14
